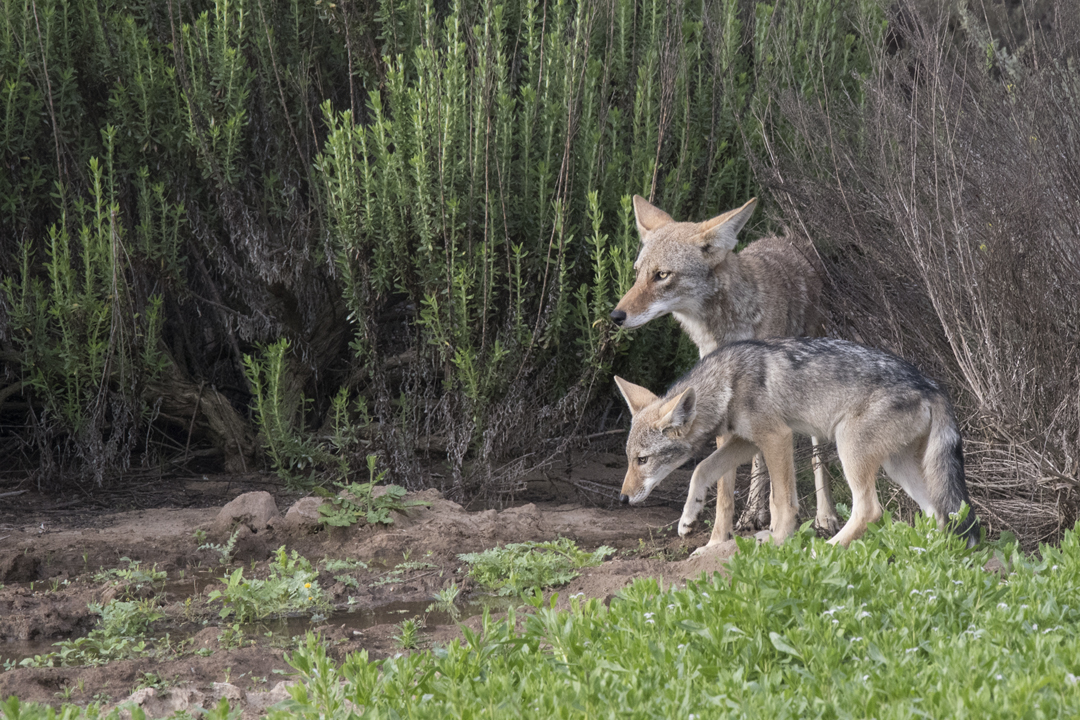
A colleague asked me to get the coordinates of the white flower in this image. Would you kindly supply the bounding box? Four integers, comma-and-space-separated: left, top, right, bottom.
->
911, 547, 926, 554
1066, 673, 1078, 685
995, 674, 1004, 681
847, 584, 855, 590
997, 603, 1008, 610
644, 612, 655, 619
858, 611, 871, 619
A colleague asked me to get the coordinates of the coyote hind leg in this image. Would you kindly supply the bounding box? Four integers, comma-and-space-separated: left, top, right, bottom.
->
735, 452, 771, 532
812, 436, 842, 535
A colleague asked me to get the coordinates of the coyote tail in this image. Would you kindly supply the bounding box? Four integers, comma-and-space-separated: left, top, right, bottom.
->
925, 397, 980, 546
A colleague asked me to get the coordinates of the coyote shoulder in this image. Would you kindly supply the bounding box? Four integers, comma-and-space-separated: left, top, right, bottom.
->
610, 196, 838, 538
614, 337, 980, 549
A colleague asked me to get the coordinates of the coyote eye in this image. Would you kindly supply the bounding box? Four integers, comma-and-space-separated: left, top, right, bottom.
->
636, 455, 649, 466
655, 270, 671, 281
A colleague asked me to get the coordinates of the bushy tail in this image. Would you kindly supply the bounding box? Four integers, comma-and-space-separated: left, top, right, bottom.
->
924, 397, 980, 546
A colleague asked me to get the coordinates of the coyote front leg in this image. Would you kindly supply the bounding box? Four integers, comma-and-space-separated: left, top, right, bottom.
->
679, 437, 759, 546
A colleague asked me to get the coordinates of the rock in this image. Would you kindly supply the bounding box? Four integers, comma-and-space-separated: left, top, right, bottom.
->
243, 681, 294, 718
282, 496, 327, 534
117, 685, 206, 719
210, 491, 280, 539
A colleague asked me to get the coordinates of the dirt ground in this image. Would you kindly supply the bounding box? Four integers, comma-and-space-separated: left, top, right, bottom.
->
0, 451, 741, 717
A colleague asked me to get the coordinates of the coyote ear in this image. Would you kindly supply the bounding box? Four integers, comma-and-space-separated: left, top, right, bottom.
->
614, 376, 659, 417
657, 387, 696, 432
698, 197, 757, 256
633, 195, 675, 238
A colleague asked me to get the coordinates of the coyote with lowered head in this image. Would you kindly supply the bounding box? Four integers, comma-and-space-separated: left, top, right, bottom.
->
610, 196, 839, 542
614, 337, 980, 549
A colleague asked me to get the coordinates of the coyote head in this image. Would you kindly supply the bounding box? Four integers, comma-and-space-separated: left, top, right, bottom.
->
614, 376, 698, 504
609, 196, 757, 329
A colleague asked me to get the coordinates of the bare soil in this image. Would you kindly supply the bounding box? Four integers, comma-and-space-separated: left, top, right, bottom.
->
0, 453, 738, 716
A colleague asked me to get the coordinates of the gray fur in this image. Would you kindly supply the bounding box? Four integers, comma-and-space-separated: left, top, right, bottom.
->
616, 337, 979, 549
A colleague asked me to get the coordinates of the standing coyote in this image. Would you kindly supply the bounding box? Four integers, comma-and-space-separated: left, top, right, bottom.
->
614, 337, 980, 549
610, 196, 839, 542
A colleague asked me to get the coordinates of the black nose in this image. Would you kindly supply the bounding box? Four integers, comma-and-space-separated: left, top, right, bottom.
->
610, 310, 626, 326
620, 494, 630, 504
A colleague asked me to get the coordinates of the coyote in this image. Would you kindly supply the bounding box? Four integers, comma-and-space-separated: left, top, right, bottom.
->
614, 337, 980, 550
610, 196, 839, 539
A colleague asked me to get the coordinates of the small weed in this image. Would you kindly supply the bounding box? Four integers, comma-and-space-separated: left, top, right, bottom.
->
459, 538, 614, 597
427, 583, 462, 621
393, 617, 424, 650
93, 557, 167, 596
208, 546, 328, 622
134, 672, 169, 691
318, 455, 430, 528
322, 558, 369, 572
199, 528, 242, 566
218, 623, 246, 649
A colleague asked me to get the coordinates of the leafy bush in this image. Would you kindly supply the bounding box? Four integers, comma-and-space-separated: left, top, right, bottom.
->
1, 0, 882, 502
459, 538, 614, 596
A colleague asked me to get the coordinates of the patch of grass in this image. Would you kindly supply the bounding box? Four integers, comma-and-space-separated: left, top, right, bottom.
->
459, 538, 615, 597
261, 515, 1080, 718
208, 546, 329, 623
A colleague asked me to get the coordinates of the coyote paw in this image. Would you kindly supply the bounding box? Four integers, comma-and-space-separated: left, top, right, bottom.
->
689, 540, 729, 558
735, 508, 770, 533
815, 512, 843, 536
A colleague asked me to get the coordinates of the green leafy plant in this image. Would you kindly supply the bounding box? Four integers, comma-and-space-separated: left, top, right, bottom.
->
427, 583, 463, 621
459, 538, 614, 597
93, 557, 167, 596
20, 600, 162, 668
318, 455, 430, 527
207, 546, 328, 623
199, 527, 242, 566
392, 617, 424, 651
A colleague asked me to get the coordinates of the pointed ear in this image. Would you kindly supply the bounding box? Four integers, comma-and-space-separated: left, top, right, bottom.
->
633, 195, 675, 238
657, 387, 696, 431
698, 197, 757, 255
614, 376, 659, 417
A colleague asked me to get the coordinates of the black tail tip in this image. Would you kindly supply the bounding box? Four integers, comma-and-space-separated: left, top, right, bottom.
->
620, 493, 630, 505
609, 310, 627, 326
